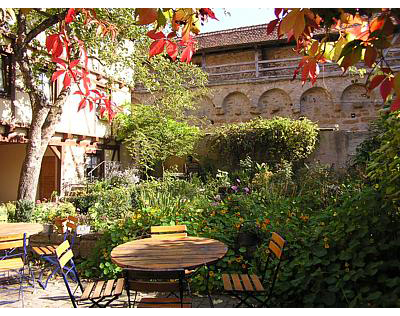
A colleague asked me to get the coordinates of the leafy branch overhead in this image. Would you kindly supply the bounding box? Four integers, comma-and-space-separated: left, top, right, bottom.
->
267, 8, 400, 111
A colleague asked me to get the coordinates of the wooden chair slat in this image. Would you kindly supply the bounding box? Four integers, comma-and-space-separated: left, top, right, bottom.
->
113, 278, 124, 296
0, 233, 24, 241
222, 274, 233, 291
103, 279, 115, 297
32, 246, 56, 256
231, 273, 244, 291
240, 274, 254, 291
271, 232, 286, 249
67, 216, 78, 223
91, 281, 105, 299
249, 274, 265, 291
55, 240, 70, 258
0, 258, 24, 271
59, 249, 73, 268
0, 240, 24, 250
150, 225, 187, 234
80, 282, 95, 301
269, 240, 283, 259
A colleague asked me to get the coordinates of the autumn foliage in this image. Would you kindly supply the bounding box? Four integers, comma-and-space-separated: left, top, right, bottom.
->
45, 8, 217, 120
267, 8, 400, 111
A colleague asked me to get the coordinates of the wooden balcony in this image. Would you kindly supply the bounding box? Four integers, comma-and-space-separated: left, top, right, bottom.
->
133, 47, 400, 91
204, 47, 400, 85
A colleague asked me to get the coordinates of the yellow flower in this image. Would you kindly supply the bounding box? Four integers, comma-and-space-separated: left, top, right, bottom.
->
209, 271, 215, 277
236, 256, 242, 263
220, 210, 228, 215
324, 243, 330, 249
242, 264, 247, 269
235, 223, 241, 230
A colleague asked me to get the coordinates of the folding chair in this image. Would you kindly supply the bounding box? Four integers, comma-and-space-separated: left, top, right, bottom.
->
124, 268, 192, 308
0, 233, 30, 307
222, 232, 287, 307
32, 215, 78, 289
55, 240, 125, 308
150, 224, 199, 296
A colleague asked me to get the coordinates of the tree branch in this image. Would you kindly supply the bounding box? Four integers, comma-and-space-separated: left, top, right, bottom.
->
24, 9, 68, 46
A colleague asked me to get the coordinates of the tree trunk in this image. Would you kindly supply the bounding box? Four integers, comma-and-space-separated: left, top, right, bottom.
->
14, 9, 70, 202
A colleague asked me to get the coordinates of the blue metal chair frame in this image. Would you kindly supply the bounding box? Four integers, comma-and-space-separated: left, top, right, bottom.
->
0, 233, 30, 307
56, 240, 124, 308
34, 216, 78, 289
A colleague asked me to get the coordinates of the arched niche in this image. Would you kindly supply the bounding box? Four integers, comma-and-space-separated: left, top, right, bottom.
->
185, 96, 216, 125
258, 88, 292, 116
340, 84, 378, 112
221, 92, 251, 122
300, 87, 333, 121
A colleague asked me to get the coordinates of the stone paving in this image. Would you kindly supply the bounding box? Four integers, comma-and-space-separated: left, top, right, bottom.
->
0, 267, 239, 308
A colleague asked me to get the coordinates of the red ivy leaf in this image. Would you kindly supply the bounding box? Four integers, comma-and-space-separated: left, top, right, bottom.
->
78, 98, 87, 111
136, 8, 158, 25
51, 70, 65, 82
65, 8, 76, 24
390, 98, 400, 112
267, 19, 279, 35
63, 72, 71, 88
46, 34, 58, 53
275, 8, 283, 18
149, 39, 166, 57
370, 16, 385, 33
368, 74, 386, 91
69, 59, 80, 69
200, 8, 218, 20
364, 46, 377, 68
380, 77, 393, 102
147, 30, 165, 40
166, 41, 178, 61
180, 46, 194, 63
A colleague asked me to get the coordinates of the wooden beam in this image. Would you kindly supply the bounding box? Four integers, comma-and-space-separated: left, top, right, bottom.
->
49, 145, 61, 160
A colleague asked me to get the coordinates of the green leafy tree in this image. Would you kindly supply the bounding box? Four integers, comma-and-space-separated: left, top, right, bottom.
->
116, 103, 203, 175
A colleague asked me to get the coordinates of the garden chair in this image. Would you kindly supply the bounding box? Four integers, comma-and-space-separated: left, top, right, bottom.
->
32, 215, 78, 289
0, 233, 31, 307
150, 224, 198, 295
124, 268, 192, 308
222, 232, 286, 308
55, 240, 125, 308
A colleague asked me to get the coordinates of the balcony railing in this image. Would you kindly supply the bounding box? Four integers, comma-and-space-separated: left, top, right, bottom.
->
133, 47, 400, 91
204, 48, 400, 84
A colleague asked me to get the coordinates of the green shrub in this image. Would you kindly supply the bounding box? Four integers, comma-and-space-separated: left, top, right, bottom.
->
31, 202, 76, 224
13, 200, 35, 222
203, 117, 318, 171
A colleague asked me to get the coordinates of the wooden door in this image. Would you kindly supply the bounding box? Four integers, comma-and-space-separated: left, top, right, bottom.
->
39, 156, 59, 200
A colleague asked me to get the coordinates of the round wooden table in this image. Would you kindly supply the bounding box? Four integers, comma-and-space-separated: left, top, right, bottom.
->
111, 236, 228, 271
0, 223, 44, 237
111, 236, 227, 307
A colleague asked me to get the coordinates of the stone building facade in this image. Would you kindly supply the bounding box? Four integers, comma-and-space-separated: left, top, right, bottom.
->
132, 24, 400, 170
186, 24, 400, 169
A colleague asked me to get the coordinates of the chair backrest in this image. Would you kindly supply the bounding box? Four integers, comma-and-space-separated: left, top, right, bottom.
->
62, 216, 78, 245
124, 268, 186, 307
55, 240, 84, 308
260, 232, 287, 300
0, 233, 27, 262
150, 225, 187, 239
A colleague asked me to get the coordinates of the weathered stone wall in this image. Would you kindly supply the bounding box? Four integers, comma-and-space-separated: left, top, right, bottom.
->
133, 43, 389, 169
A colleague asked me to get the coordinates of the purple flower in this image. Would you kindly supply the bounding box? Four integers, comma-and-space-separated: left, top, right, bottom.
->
243, 187, 250, 194
236, 179, 241, 184
231, 185, 238, 192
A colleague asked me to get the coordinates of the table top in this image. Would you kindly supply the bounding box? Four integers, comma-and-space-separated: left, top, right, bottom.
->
111, 236, 228, 271
0, 223, 44, 237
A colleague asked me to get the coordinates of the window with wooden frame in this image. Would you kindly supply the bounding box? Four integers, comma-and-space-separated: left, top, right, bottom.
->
0, 51, 12, 98
38, 71, 58, 103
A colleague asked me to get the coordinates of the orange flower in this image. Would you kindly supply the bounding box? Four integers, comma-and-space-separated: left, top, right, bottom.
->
264, 219, 271, 225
